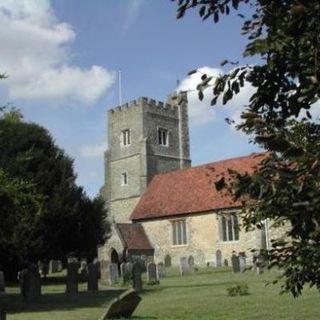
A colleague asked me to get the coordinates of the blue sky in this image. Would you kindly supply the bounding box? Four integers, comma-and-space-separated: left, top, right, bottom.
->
0, 0, 260, 197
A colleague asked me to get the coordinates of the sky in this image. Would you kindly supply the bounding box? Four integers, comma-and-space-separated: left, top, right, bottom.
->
0, 0, 261, 198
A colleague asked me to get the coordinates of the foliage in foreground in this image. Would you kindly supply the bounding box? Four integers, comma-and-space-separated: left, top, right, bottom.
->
0, 108, 109, 279
173, 0, 320, 296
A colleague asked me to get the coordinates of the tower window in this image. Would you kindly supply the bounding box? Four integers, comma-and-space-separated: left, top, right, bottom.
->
122, 129, 131, 146
121, 172, 128, 186
158, 128, 168, 146
172, 220, 187, 245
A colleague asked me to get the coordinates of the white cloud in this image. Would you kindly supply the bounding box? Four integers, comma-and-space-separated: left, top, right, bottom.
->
81, 142, 107, 158
177, 66, 256, 128
177, 67, 222, 126
0, 0, 115, 106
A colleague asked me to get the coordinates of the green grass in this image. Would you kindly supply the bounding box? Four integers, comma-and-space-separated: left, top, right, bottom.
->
1, 268, 319, 320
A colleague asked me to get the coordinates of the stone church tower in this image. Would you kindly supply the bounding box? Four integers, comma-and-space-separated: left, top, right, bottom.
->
98, 92, 191, 262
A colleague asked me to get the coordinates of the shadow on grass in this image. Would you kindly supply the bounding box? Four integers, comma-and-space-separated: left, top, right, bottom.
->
1, 289, 126, 315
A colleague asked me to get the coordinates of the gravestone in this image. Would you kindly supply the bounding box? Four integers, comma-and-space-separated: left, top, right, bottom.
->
188, 256, 195, 272
49, 260, 59, 273
0, 271, 5, 292
22, 264, 41, 302
179, 257, 190, 276
66, 261, 80, 294
132, 262, 142, 293
216, 250, 222, 267
224, 258, 229, 267
79, 261, 88, 282
100, 260, 109, 284
87, 262, 99, 292
100, 289, 141, 320
147, 262, 158, 283
157, 262, 165, 278
239, 252, 246, 272
121, 263, 131, 284
164, 254, 171, 267
57, 260, 63, 272
108, 263, 119, 285
41, 261, 49, 278
253, 253, 264, 275
231, 254, 240, 273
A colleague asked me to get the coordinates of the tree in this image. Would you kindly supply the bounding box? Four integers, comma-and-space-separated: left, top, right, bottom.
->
0, 109, 108, 278
173, 0, 320, 296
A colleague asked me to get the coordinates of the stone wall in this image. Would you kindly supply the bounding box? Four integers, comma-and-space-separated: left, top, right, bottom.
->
141, 211, 263, 267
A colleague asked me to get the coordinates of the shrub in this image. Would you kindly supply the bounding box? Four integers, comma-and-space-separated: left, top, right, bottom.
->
227, 283, 249, 296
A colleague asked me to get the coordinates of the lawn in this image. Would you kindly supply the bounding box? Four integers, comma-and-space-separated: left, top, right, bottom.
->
1, 267, 319, 320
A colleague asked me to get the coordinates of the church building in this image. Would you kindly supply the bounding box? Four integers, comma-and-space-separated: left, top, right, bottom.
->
98, 92, 268, 268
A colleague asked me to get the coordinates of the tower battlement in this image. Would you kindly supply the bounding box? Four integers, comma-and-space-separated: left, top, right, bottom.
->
108, 96, 178, 115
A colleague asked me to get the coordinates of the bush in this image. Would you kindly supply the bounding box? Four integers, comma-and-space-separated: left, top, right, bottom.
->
227, 283, 249, 296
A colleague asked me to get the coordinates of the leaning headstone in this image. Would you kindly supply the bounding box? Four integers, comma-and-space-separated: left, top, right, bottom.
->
164, 254, 171, 267
147, 262, 158, 284
108, 263, 119, 285
157, 262, 165, 278
132, 262, 142, 293
0, 271, 5, 292
100, 289, 141, 320
179, 257, 190, 276
23, 264, 41, 302
239, 252, 246, 272
87, 262, 99, 292
66, 261, 80, 294
100, 260, 109, 284
231, 254, 240, 273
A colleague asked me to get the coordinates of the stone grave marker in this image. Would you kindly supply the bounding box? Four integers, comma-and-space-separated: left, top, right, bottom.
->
100, 289, 141, 320
0, 271, 5, 292
216, 250, 222, 267
49, 260, 59, 273
87, 262, 99, 292
66, 261, 80, 294
94, 259, 101, 279
79, 260, 88, 282
188, 256, 195, 272
147, 262, 158, 284
121, 263, 131, 284
108, 263, 119, 285
22, 264, 41, 302
253, 253, 264, 275
239, 252, 246, 272
164, 254, 171, 267
179, 257, 190, 276
57, 260, 63, 272
132, 262, 142, 293
100, 260, 109, 284
231, 253, 240, 273
157, 262, 165, 278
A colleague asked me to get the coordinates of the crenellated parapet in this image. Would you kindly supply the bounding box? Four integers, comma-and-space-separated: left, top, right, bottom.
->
108, 96, 179, 116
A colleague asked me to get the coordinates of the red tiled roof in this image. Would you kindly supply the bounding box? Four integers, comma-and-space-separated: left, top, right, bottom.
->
116, 223, 154, 250
130, 153, 265, 221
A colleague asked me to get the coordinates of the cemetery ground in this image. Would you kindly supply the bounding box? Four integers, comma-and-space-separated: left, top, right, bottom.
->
1, 267, 319, 320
